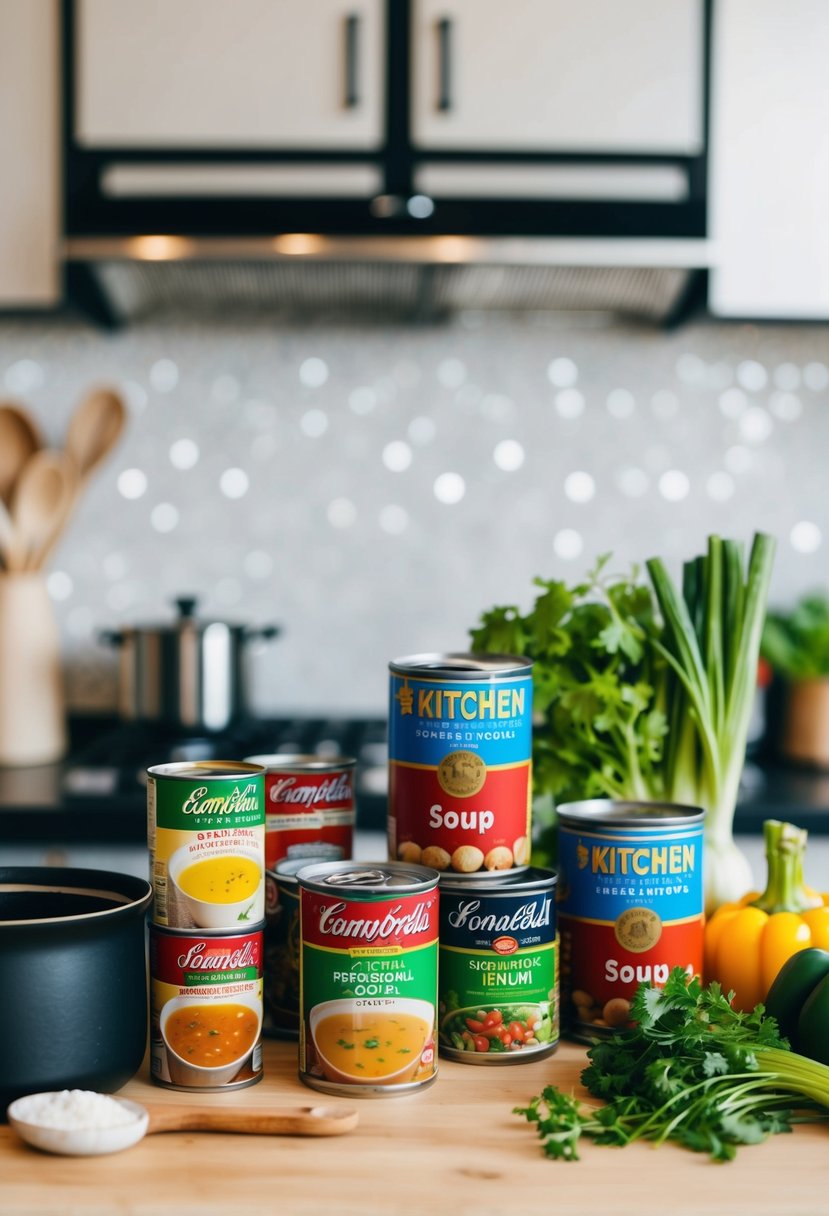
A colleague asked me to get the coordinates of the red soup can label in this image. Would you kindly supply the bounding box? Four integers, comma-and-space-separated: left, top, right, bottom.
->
556, 800, 704, 1039
149, 923, 264, 1092
388, 654, 533, 877
245, 754, 356, 871
297, 862, 439, 1097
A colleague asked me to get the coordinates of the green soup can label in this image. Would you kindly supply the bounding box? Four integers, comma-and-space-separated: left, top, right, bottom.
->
149, 923, 265, 1092
297, 862, 440, 1097
438, 868, 559, 1063
147, 761, 265, 931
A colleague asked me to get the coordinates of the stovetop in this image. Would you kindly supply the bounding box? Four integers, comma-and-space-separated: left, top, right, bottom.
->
0, 715, 389, 844
3, 716, 829, 848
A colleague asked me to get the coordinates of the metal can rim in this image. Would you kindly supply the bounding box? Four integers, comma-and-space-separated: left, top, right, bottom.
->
296, 860, 439, 895
438, 865, 556, 894
149, 919, 267, 937
389, 652, 532, 679
147, 760, 265, 780
556, 798, 705, 829
244, 753, 356, 771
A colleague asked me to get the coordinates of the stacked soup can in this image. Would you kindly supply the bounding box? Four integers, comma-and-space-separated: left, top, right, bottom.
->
146, 760, 267, 1092
294, 653, 559, 1099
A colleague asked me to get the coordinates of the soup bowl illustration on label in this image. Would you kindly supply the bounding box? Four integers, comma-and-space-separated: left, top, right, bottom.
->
309, 997, 435, 1088
168, 843, 264, 929
159, 991, 262, 1088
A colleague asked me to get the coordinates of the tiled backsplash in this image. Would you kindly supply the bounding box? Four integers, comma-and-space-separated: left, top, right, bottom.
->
1, 311, 827, 715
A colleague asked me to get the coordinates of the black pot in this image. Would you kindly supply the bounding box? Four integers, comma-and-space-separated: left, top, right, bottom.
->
0, 868, 152, 1109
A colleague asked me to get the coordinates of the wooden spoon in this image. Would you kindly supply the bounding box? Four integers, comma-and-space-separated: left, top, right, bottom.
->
10, 449, 76, 572
0, 403, 41, 506
65, 388, 127, 485
0, 498, 20, 572
142, 1101, 360, 1137
7, 1096, 359, 1156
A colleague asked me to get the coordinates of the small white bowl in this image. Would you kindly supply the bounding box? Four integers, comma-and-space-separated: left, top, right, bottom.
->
160, 993, 262, 1088
309, 998, 434, 1087
7, 1094, 148, 1156
168, 843, 263, 930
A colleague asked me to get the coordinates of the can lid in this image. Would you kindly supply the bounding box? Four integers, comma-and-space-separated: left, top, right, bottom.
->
556, 798, 705, 828
438, 866, 556, 893
296, 860, 439, 894
389, 652, 532, 679
243, 753, 356, 771
147, 760, 265, 780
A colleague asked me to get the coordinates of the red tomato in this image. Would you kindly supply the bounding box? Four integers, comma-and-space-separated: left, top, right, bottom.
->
473, 1035, 490, 1053
507, 1021, 526, 1043
483, 1010, 503, 1028
465, 1018, 484, 1033
499, 1030, 513, 1046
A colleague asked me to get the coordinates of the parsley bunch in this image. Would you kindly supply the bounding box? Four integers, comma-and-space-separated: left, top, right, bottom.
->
515, 970, 829, 1162
470, 554, 665, 807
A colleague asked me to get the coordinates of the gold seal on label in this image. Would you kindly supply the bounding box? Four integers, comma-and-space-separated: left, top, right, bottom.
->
437, 750, 486, 798
614, 907, 663, 954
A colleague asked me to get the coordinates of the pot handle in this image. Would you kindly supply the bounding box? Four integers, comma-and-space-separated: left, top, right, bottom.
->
243, 624, 281, 643
98, 628, 125, 648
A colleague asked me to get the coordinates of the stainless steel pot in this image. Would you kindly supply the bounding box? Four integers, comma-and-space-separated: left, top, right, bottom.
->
100, 596, 279, 731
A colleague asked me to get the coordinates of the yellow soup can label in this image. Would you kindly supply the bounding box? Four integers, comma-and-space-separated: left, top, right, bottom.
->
147, 761, 265, 930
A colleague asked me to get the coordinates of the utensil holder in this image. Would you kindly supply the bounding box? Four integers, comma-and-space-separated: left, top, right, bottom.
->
0, 573, 66, 766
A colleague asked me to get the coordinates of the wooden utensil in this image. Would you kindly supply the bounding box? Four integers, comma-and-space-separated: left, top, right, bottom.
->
65, 388, 127, 486
7, 1095, 359, 1156
0, 403, 41, 507
142, 1101, 360, 1137
10, 450, 76, 572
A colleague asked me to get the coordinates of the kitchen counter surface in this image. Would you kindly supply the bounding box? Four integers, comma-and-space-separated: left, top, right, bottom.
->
1, 1038, 826, 1216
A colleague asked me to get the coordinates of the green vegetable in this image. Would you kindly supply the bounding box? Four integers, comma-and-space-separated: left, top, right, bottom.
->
469, 555, 665, 866
515, 968, 829, 1162
647, 534, 776, 909
762, 593, 829, 679
471, 534, 776, 908
765, 948, 829, 1062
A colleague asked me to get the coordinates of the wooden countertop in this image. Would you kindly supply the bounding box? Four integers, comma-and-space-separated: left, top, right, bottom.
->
1, 1038, 826, 1216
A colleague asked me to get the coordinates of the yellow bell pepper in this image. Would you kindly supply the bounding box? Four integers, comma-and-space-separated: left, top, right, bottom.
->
705, 819, 829, 1012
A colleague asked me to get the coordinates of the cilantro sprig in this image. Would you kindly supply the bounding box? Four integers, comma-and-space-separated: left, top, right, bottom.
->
516, 969, 829, 1162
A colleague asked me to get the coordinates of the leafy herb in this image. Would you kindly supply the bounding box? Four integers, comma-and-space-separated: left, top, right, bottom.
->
515, 969, 829, 1162
470, 554, 664, 810
762, 592, 829, 679
363, 1038, 380, 1049
470, 534, 776, 907
337, 1039, 355, 1050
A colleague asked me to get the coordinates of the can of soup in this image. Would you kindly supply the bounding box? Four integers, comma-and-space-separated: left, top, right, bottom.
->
149, 922, 265, 1092
438, 868, 558, 1063
297, 861, 439, 1097
147, 761, 265, 931
244, 753, 356, 871
263, 858, 304, 1038
388, 653, 533, 877
556, 799, 705, 1040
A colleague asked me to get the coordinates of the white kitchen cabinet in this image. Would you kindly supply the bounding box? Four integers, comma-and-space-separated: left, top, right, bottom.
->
75, 0, 385, 150
0, 0, 60, 306
709, 0, 829, 318
410, 0, 704, 154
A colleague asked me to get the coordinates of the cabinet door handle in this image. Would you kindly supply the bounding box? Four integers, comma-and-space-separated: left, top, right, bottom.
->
344, 13, 361, 108
437, 17, 453, 112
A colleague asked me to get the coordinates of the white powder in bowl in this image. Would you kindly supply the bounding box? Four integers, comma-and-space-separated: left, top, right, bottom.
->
14, 1090, 139, 1130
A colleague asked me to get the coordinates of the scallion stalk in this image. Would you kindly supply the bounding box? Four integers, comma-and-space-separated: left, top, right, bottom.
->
646, 532, 776, 911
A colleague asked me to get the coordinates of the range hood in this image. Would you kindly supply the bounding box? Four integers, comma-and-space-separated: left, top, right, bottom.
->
63, 0, 712, 326
65, 233, 712, 326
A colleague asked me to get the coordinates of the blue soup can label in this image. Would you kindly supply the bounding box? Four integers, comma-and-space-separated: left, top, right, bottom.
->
438, 868, 559, 1063
556, 800, 704, 1038
388, 654, 533, 877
